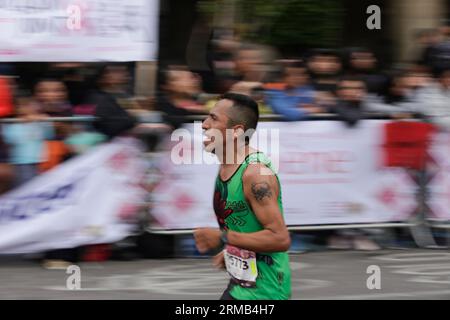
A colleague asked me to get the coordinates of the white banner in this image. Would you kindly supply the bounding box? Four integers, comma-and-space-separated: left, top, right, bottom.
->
0, 138, 147, 254
0, 0, 158, 61
428, 131, 450, 221
150, 121, 417, 229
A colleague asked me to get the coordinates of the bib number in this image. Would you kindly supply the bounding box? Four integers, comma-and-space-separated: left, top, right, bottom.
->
224, 245, 258, 288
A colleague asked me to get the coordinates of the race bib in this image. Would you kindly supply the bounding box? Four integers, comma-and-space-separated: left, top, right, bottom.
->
224, 245, 258, 288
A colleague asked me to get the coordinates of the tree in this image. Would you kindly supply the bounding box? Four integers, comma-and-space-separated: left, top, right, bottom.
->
201, 0, 343, 50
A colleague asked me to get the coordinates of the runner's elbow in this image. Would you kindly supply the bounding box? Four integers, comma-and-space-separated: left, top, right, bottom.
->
280, 233, 291, 251
274, 232, 291, 252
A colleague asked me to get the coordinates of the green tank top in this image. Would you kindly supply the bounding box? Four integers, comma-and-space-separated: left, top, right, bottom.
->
214, 152, 291, 300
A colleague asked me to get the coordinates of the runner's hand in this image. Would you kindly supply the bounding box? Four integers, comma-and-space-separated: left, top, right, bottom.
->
213, 250, 225, 270
194, 228, 222, 253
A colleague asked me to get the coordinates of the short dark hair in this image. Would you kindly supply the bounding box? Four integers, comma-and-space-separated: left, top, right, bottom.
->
95, 63, 128, 84
337, 75, 366, 90
32, 75, 65, 94
284, 60, 306, 69
157, 64, 189, 89
221, 92, 259, 131
338, 74, 365, 84
308, 48, 341, 60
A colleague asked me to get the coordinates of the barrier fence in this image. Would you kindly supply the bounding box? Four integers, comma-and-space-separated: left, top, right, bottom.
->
0, 115, 448, 253
146, 116, 449, 248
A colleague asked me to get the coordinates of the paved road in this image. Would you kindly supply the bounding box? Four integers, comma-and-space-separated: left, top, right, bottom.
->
1, 249, 450, 300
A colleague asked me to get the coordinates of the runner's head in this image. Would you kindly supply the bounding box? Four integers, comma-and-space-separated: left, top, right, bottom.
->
202, 93, 259, 154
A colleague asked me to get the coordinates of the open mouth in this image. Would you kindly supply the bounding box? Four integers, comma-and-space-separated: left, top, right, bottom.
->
203, 133, 216, 152
203, 132, 214, 145
203, 138, 214, 150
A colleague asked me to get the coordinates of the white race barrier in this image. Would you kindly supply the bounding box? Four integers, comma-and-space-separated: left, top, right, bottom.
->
428, 131, 450, 224
150, 120, 418, 230
0, 138, 147, 254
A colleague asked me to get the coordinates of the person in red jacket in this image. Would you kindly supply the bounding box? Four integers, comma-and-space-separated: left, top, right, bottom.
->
0, 76, 14, 118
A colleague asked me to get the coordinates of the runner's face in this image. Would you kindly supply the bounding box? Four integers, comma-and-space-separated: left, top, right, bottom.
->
202, 99, 233, 154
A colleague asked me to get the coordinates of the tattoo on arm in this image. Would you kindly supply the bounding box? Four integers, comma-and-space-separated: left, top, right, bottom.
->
251, 182, 272, 202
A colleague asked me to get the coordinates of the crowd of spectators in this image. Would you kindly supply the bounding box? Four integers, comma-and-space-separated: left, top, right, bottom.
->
156, 25, 450, 133
0, 62, 148, 195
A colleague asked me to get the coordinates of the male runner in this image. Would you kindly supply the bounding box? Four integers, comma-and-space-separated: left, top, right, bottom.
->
194, 93, 291, 300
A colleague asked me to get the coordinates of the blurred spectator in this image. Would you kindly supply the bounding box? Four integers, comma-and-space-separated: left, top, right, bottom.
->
2, 97, 53, 186
156, 65, 207, 129
0, 133, 13, 194
361, 66, 434, 121
425, 23, 450, 73
332, 76, 368, 127
307, 49, 342, 110
307, 49, 342, 92
414, 28, 441, 68
343, 47, 388, 96
264, 60, 322, 121
228, 44, 278, 114
384, 69, 420, 105
33, 77, 72, 117
0, 76, 14, 118
0, 63, 14, 195
233, 43, 268, 83
210, 28, 241, 93
332, 75, 412, 126
0, 63, 18, 111
64, 128, 106, 155
48, 63, 94, 107
95, 64, 139, 111
413, 67, 450, 131
32, 77, 76, 171
382, 66, 432, 107
87, 64, 138, 139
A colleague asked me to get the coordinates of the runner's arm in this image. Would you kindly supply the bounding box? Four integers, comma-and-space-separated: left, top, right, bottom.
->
226, 163, 291, 252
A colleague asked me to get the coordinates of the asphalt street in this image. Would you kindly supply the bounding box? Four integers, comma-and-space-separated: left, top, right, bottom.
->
0, 249, 449, 300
